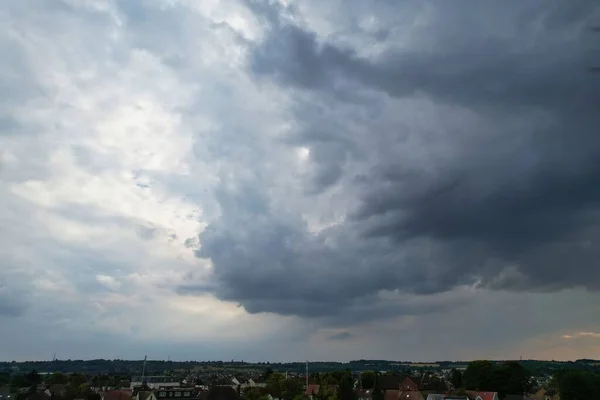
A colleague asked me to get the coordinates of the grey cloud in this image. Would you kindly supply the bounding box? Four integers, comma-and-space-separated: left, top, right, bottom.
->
0, 262, 32, 318
252, 1, 600, 112
328, 331, 351, 341
188, 0, 600, 324
187, 182, 477, 321
0, 292, 27, 318
3, 0, 600, 361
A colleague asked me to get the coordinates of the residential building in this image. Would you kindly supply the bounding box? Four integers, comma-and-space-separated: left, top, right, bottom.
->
205, 387, 239, 400
130, 377, 179, 390
425, 395, 445, 400
398, 391, 424, 400
102, 390, 133, 400
155, 388, 203, 400
356, 389, 372, 400
467, 392, 499, 400
401, 378, 419, 392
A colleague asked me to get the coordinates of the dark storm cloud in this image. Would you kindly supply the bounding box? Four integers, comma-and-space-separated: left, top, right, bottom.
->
189, 181, 475, 320
189, 0, 600, 321
251, 2, 600, 112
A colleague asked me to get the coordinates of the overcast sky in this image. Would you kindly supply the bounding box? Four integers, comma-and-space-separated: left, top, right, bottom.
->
2, 0, 600, 363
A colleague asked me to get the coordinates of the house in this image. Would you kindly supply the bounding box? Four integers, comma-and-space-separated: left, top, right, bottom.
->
305, 384, 320, 397
384, 389, 400, 400
136, 392, 156, 400
130, 378, 179, 390
205, 387, 239, 400
444, 397, 469, 400
356, 389, 372, 400
102, 390, 133, 400
401, 379, 419, 392
467, 392, 499, 400
155, 388, 203, 400
425, 395, 445, 400
306, 385, 338, 400
383, 389, 424, 400
376, 377, 402, 392
238, 379, 257, 392
398, 391, 423, 400
532, 389, 552, 400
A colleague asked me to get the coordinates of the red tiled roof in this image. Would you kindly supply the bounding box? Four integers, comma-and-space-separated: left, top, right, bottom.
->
356, 390, 372, 400
398, 391, 423, 400
384, 389, 399, 400
305, 385, 320, 396
102, 389, 133, 400
474, 392, 497, 400
401, 378, 418, 391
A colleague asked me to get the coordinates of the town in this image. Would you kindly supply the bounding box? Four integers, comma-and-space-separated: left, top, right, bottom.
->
1, 359, 598, 400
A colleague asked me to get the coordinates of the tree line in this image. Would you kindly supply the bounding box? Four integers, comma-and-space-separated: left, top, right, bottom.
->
3, 361, 600, 400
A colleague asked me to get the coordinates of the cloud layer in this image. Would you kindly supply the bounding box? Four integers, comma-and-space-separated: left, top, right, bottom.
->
193, 0, 600, 317
1, 0, 600, 361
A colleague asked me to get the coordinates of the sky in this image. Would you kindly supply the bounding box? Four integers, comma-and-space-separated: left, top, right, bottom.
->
1, 0, 600, 363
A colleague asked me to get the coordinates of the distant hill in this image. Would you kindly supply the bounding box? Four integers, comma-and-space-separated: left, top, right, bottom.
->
1, 358, 599, 376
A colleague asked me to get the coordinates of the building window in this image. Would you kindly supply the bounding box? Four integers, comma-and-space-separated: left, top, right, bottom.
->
175, 393, 181, 397
160, 393, 166, 397
184, 393, 190, 397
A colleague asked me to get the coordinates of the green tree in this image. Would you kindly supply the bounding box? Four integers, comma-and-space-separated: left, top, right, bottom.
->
309, 373, 320, 384
463, 360, 532, 398
490, 361, 532, 398
557, 370, 600, 400
245, 387, 267, 400
0, 373, 10, 386
338, 375, 356, 400
25, 370, 41, 386
78, 383, 90, 393
450, 369, 462, 389
262, 367, 274, 381
321, 375, 338, 386
10, 374, 27, 390
360, 371, 375, 390
68, 373, 88, 389
282, 378, 303, 399
267, 373, 286, 398
463, 360, 494, 390
315, 385, 336, 400
372, 373, 383, 400
329, 372, 343, 383
49, 373, 69, 385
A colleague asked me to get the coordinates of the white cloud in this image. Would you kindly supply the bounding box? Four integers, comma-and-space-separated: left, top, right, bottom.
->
1, 0, 599, 363
563, 332, 600, 340
0, 0, 304, 360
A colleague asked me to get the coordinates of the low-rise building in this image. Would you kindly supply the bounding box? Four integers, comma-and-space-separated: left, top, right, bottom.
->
130, 378, 179, 390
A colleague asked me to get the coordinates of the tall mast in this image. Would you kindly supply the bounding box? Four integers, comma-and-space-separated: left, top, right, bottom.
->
142, 355, 147, 383
306, 361, 309, 389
